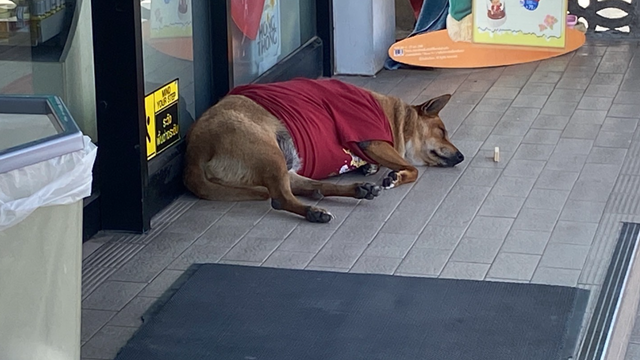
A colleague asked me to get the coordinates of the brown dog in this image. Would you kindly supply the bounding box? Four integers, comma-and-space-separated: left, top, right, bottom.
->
184, 78, 464, 223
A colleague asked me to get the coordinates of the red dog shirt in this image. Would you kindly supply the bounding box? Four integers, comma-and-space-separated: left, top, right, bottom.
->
229, 78, 394, 180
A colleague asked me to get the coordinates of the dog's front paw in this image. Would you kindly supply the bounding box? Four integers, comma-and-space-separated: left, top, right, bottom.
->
360, 163, 380, 177
382, 171, 399, 189
305, 206, 334, 223
354, 182, 381, 200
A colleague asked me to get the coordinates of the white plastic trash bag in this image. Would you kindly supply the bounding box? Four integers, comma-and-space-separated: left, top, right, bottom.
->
0, 136, 97, 231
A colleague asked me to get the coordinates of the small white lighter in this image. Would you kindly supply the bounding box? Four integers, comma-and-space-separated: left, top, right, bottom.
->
494, 147, 500, 162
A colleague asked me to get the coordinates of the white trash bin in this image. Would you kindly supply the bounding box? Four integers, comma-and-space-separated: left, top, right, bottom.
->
0, 95, 97, 360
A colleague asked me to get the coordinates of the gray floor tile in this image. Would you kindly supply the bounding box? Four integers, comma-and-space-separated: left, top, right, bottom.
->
529, 71, 562, 84
222, 237, 282, 263
195, 222, 253, 247
451, 91, 485, 105
523, 129, 562, 144
626, 343, 640, 360
531, 267, 581, 287
554, 138, 594, 155
503, 159, 545, 178
414, 225, 466, 250
491, 176, 536, 197
379, 212, 428, 235
363, 233, 417, 258
458, 79, 493, 92
614, 91, 640, 105
538, 243, 590, 269
450, 236, 504, 264
482, 134, 524, 152
107, 252, 174, 283
494, 75, 529, 88
351, 256, 403, 274
609, 104, 640, 118
465, 216, 513, 239
512, 208, 560, 232
263, 251, 315, 269
492, 119, 532, 136
580, 163, 622, 183
140, 232, 198, 258
521, 82, 556, 96
595, 131, 634, 148
587, 147, 628, 165
139, 269, 186, 298
440, 261, 490, 280
535, 169, 580, 190
591, 73, 624, 86
245, 219, 298, 239
331, 217, 385, 243
570, 179, 615, 202
511, 94, 548, 108
513, 143, 555, 160
562, 123, 601, 139
549, 221, 598, 246
428, 185, 491, 228
478, 194, 526, 218
82, 281, 145, 312
475, 98, 512, 113
278, 227, 334, 253
550, 89, 585, 102
537, 60, 569, 72
452, 124, 494, 141
577, 96, 613, 110
307, 243, 366, 269
108, 296, 157, 328
81, 326, 137, 360
464, 111, 502, 126
541, 101, 578, 116
501, 230, 551, 255
531, 115, 571, 130
484, 86, 519, 100
457, 167, 502, 187
545, 153, 588, 172
630, 316, 640, 343
557, 77, 591, 90
488, 253, 540, 280
601, 117, 638, 133
396, 248, 451, 276
584, 84, 619, 98
167, 209, 224, 236
560, 200, 606, 224
503, 107, 541, 123
167, 244, 229, 270
82, 309, 116, 344
524, 189, 569, 211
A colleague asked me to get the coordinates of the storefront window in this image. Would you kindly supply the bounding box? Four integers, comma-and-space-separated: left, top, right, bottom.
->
230, 0, 317, 86
0, 0, 97, 142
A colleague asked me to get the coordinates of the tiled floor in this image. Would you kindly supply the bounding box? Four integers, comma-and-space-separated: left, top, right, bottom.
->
82, 39, 640, 360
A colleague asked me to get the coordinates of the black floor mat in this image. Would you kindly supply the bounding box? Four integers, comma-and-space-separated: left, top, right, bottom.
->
115, 264, 589, 360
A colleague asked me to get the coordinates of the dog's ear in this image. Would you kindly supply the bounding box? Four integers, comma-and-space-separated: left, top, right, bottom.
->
418, 94, 452, 116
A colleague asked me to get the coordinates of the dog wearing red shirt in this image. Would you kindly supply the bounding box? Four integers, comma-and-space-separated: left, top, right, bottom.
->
184, 78, 464, 223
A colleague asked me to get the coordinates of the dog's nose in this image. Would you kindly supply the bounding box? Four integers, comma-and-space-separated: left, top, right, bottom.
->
455, 151, 464, 162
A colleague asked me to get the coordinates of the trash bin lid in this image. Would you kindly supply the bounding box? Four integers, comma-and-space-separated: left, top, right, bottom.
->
0, 95, 85, 174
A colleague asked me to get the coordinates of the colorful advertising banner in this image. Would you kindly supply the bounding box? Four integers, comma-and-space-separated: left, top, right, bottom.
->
388, 0, 583, 68
472, 0, 567, 48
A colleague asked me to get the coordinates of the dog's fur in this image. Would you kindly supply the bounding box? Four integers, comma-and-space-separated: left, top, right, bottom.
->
184, 79, 464, 223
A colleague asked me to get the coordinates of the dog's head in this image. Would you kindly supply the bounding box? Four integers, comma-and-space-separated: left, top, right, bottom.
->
405, 94, 464, 167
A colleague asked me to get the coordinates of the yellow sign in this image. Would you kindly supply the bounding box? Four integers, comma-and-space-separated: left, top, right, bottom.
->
145, 79, 180, 160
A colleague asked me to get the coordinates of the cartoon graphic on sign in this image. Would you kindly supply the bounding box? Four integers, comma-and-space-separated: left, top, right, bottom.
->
473, 0, 567, 48
150, 0, 192, 39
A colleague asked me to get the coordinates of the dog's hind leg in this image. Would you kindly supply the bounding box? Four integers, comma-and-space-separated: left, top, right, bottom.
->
184, 163, 269, 201
288, 172, 381, 200
256, 156, 334, 223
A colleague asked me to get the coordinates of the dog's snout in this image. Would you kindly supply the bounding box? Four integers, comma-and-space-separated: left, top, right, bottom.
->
455, 151, 464, 163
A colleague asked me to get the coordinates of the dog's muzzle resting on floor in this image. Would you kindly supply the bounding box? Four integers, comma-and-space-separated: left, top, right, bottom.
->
184, 78, 464, 223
